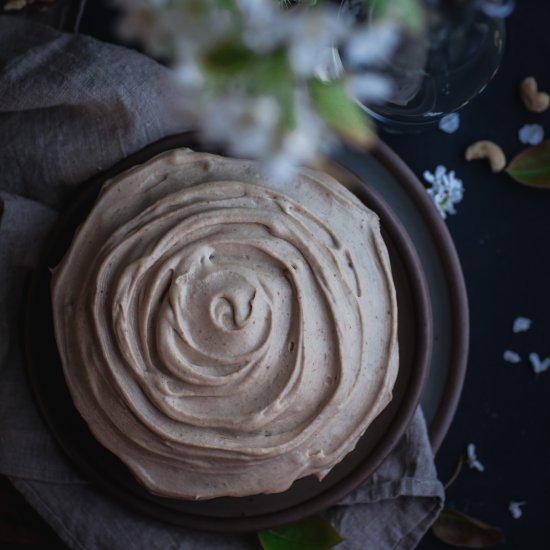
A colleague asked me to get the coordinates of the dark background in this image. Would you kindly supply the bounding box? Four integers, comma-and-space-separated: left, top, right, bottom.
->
386, 2, 550, 546
384, 1, 550, 548
2, 0, 550, 548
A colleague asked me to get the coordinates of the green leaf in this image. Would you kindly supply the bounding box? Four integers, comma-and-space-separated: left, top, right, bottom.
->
202, 42, 257, 74
203, 46, 296, 137
506, 140, 550, 187
215, 0, 239, 13
308, 79, 373, 148
368, 0, 425, 33
247, 50, 296, 132
432, 507, 505, 548
258, 516, 343, 550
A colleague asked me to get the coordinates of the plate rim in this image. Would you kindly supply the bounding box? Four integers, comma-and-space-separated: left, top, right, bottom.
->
371, 138, 470, 452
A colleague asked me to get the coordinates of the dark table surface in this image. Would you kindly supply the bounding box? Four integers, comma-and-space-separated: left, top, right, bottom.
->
383, 2, 550, 547
2, 0, 550, 548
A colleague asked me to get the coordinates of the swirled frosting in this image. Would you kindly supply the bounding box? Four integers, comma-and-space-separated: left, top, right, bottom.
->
51, 149, 398, 500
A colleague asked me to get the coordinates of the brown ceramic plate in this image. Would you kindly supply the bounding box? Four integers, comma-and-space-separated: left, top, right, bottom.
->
25, 133, 432, 533
338, 141, 469, 451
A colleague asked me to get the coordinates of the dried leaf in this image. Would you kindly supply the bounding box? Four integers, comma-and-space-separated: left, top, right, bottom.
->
432, 507, 505, 548
506, 140, 550, 187
258, 516, 343, 550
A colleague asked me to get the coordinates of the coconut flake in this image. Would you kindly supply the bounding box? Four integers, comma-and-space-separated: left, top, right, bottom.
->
503, 350, 521, 364
512, 317, 531, 333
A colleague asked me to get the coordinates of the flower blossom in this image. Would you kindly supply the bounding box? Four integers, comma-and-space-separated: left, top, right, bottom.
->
112, 0, 401, 179
423, 165, 464, 219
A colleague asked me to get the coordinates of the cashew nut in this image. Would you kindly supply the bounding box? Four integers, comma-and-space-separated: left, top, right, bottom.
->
520, 77, 550, 113
465, 140, 507, 173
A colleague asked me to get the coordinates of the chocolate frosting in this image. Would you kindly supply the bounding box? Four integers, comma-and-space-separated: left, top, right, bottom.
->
51, 149, 398, 500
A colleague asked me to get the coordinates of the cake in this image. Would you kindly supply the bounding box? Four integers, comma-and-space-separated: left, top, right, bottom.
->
51, 149, 398, 500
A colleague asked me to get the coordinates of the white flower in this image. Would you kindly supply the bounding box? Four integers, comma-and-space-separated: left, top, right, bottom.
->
286, 10, 347, 77
438, 112, 460, 134
239, 0, 288, 53
344, 21, 400, 69
528, 352, 550, 374
518, 124, 544, 145
114, 0, 234, 58
199, 94, 281, 159
265, 95, 334, 182
339, 19, 398, 106
513, 316, 531, 333
347, 73, 392, 103
237, 0, 276, 23
315, 47, 344, 83
503, 350, 521, 364
423, 165, 464, 219
508, 501, 526, 519
172, 54, 204, 89
113, 0, 401, 176
466, 443, 485, 472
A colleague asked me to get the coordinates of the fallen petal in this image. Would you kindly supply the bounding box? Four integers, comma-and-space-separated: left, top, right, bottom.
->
466, 443, 485, 472
439, 112, 461, 134
518, 123, 544, 145
513, 317, 531, 333
529, 352, 550, 374
508, 501, 526, 520
503, 350, 521, 364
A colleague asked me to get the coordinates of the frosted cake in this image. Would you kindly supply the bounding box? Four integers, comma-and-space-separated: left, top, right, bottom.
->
51, 149, 398, 500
